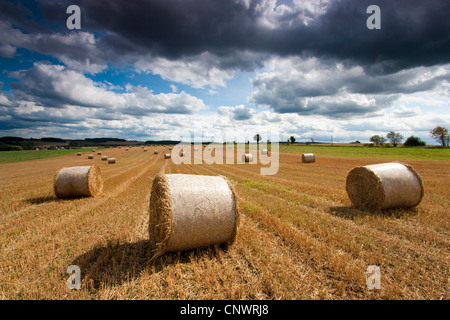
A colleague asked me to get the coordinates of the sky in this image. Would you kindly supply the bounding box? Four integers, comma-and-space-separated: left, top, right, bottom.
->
0, 0, 449, 144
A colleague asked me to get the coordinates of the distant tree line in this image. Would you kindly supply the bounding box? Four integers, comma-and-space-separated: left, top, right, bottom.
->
0, 136, 34, 151
369, 126, 449, 147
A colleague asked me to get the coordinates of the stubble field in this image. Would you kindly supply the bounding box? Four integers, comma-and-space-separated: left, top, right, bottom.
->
0, 146, 449, 300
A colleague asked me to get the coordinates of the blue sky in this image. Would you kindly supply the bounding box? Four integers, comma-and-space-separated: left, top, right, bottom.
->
0, 0, 449, 144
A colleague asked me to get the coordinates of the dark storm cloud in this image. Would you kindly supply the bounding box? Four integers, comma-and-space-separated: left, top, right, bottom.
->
232, 105, 253, 121
27, 0, 450, 74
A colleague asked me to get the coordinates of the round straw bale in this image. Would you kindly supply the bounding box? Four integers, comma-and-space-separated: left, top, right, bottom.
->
88, 154, 94, 159
125, 148, 129, 151
261, 149, 268, 155
92, 149, 96, 152
149, 174, 238, 257
346, 162, 424, 210
144, 148, 147, 151
101, 156, 107, 161
302, 153, 315, 163
108, 157, 116, 164
54, 165, 103, 198
154, 150, 158, 154
242, 153, 253, 162
97, 152, 101, 155
77, 152, 81, 156
164, 153, 171, 159
168, 147, 172, 150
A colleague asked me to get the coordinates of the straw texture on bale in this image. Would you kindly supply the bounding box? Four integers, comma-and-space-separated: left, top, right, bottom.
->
302, 153, 315, 163
88, 154, 94, 159
149, 174, 238, 258
346, 162, 424, 210
54, 165, 103, 198
108, 158, 116, 164
261, 149, 268, 155
242, 153, 253, 162
101, 156, 107, 161
164, 153, 171, 159
180, 152, 186, 157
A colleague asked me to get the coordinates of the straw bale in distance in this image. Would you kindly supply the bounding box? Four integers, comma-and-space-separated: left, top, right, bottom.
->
88, 154, 94, 159
346, 162, 424, 210
108, 158, 116, 164
154, 150, 158, 154
242, 153, 253, 162
77, 152, 81, 156
101, 156, 107, 161
97, 152, 101, 155
302, 153, 315, 163
54, 165, 103, 198
149, 173, 238, 258
164, 153, 171, 159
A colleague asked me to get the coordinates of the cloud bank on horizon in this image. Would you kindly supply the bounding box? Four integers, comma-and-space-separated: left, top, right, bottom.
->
0, 0, 449, 143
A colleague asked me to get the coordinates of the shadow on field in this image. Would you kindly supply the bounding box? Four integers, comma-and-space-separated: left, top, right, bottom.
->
70, 239, 222, 290
329, 206, 419, 220
25, 195, 59, 204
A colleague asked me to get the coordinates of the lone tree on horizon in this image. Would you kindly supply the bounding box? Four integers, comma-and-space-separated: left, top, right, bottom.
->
430, 126, 449, 146
289, 136, 296, 144
370, 134, 387, 146
386, 131, 403, 147
253, 133, 262, 145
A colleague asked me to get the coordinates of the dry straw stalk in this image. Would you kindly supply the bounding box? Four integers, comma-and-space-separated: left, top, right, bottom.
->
54, 165, 103, 198
346, 162, 424, 210
149, 173, 238, 259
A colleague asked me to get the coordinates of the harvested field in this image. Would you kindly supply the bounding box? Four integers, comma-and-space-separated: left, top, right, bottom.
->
0, 145, 449, 300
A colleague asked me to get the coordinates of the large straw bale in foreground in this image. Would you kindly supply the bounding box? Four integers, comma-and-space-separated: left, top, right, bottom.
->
346, 162, 424, 210
54, 165, 103, 198
149, 174, 238, 258
302, 153, 315, 163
